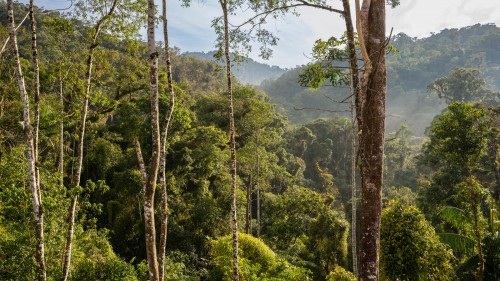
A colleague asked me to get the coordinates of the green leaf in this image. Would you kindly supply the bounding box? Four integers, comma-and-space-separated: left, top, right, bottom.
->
437, 232, 475, 256
438, 206, 470, 232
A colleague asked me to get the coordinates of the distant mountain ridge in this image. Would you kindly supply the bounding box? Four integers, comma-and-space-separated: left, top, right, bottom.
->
260, 23, 500, 135
184, 51, 286, 85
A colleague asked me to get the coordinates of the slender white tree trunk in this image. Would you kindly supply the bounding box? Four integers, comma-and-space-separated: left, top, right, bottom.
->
350, 89, 358, 276
29, 0, 42, 197
219, 0, 239, 279
59, 76, 64, 188
61, 2, 119, 280
143, 0, 161, 280
158, 1, 176, 279
340, 0, 361, 275
256, 132, 261, 238
245, 173, 252, 234
7, 1, 46, 280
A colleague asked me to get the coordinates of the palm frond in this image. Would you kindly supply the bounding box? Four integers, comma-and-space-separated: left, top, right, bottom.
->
438, 232, 475, 256
438, 206, 470, 232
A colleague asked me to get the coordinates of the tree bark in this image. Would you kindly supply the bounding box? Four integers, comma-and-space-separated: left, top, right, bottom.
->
61, 2, 119, 280
29, 0, 42, 198
59, 76, 64, 188
356, 0, 386, 280
7, 1, 46, 280
350, 84, 358, 276
342, 0, 362, 128
135, 139, 147, 192
220, 0, 239, 279
158, 0, 176, 279
144, 0, 161, 280
256, 131, 261, 238
245, 174, 252, 234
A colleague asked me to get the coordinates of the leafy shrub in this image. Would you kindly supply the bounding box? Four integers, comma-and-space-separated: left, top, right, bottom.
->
381, 201, 454, 281
70, 258, 137, 281
208, 233, 311, 280
326, 266, 357, 281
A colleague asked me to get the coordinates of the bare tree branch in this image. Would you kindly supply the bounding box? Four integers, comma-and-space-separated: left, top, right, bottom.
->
0, 11, 29, 56
233, 1, 343, 30
134, 138, 147, 192
293, 106, 350, 113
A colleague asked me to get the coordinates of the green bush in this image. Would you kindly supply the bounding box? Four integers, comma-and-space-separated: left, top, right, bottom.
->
70, 258, 137, 281
69, 229, 138, 281
326, 266, 357, 281
208, 233, 311, 281
381, 201, 454, 281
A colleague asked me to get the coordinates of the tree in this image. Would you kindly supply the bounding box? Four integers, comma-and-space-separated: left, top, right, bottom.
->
218, 0, 239, 279
244, 1, 390, 277
136, 0, 161, 279
458, 176, 489, 280
354, 1, 387, 280
381, 201, 454, 281
62, 1, 146, 279
261, 186, 349, 279
62, 2, 121, 280
438, 176, 489, 281
7, 1, 46, 279
41, 13, 78, 190
28, 0, 41, 198
420, 102, 491, 209
158, 0, 176, 279
485, 106, 500, 199
427, 67, 496, 104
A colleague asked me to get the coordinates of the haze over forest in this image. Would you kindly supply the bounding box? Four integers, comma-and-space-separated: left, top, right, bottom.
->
190, 24, 500, 135
1, 1, 499, 281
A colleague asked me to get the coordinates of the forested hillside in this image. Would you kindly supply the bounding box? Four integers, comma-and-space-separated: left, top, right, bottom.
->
262, 24, 500, 135
1, 1, 499, 281
185, 51, 286, 85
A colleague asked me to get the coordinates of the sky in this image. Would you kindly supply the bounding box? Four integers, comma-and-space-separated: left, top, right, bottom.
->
16, 0, 500, 68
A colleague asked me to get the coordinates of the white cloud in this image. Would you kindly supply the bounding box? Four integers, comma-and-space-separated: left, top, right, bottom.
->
387, 0, 500, 38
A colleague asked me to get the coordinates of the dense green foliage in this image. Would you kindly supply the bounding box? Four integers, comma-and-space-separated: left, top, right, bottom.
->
381, 201, 454, 281
419, 102, 493, 210
208, 233, 311, 280
326, 266, 357, 281
1, 2, 499, 281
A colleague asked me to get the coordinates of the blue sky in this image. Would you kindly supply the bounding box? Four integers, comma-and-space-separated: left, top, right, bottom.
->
16, 0, 500, 68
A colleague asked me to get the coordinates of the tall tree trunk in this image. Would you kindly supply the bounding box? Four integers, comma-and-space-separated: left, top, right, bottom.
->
474, 206, 484, 281
256, 153, 261, 238
29, 0, 42, 196
61, 2, 119, 280
342, 0, 362, 127
144, 0, 161, 280
350, 86, 358, 276
340, 1, 360, 274
256, 131, 261, 238
7, 1, 46, 280
158, 0, 176, 279
220, 0, 239, 279
245, 174, 252, 234
355, 0, 386, 280
59, 76, 64, 188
